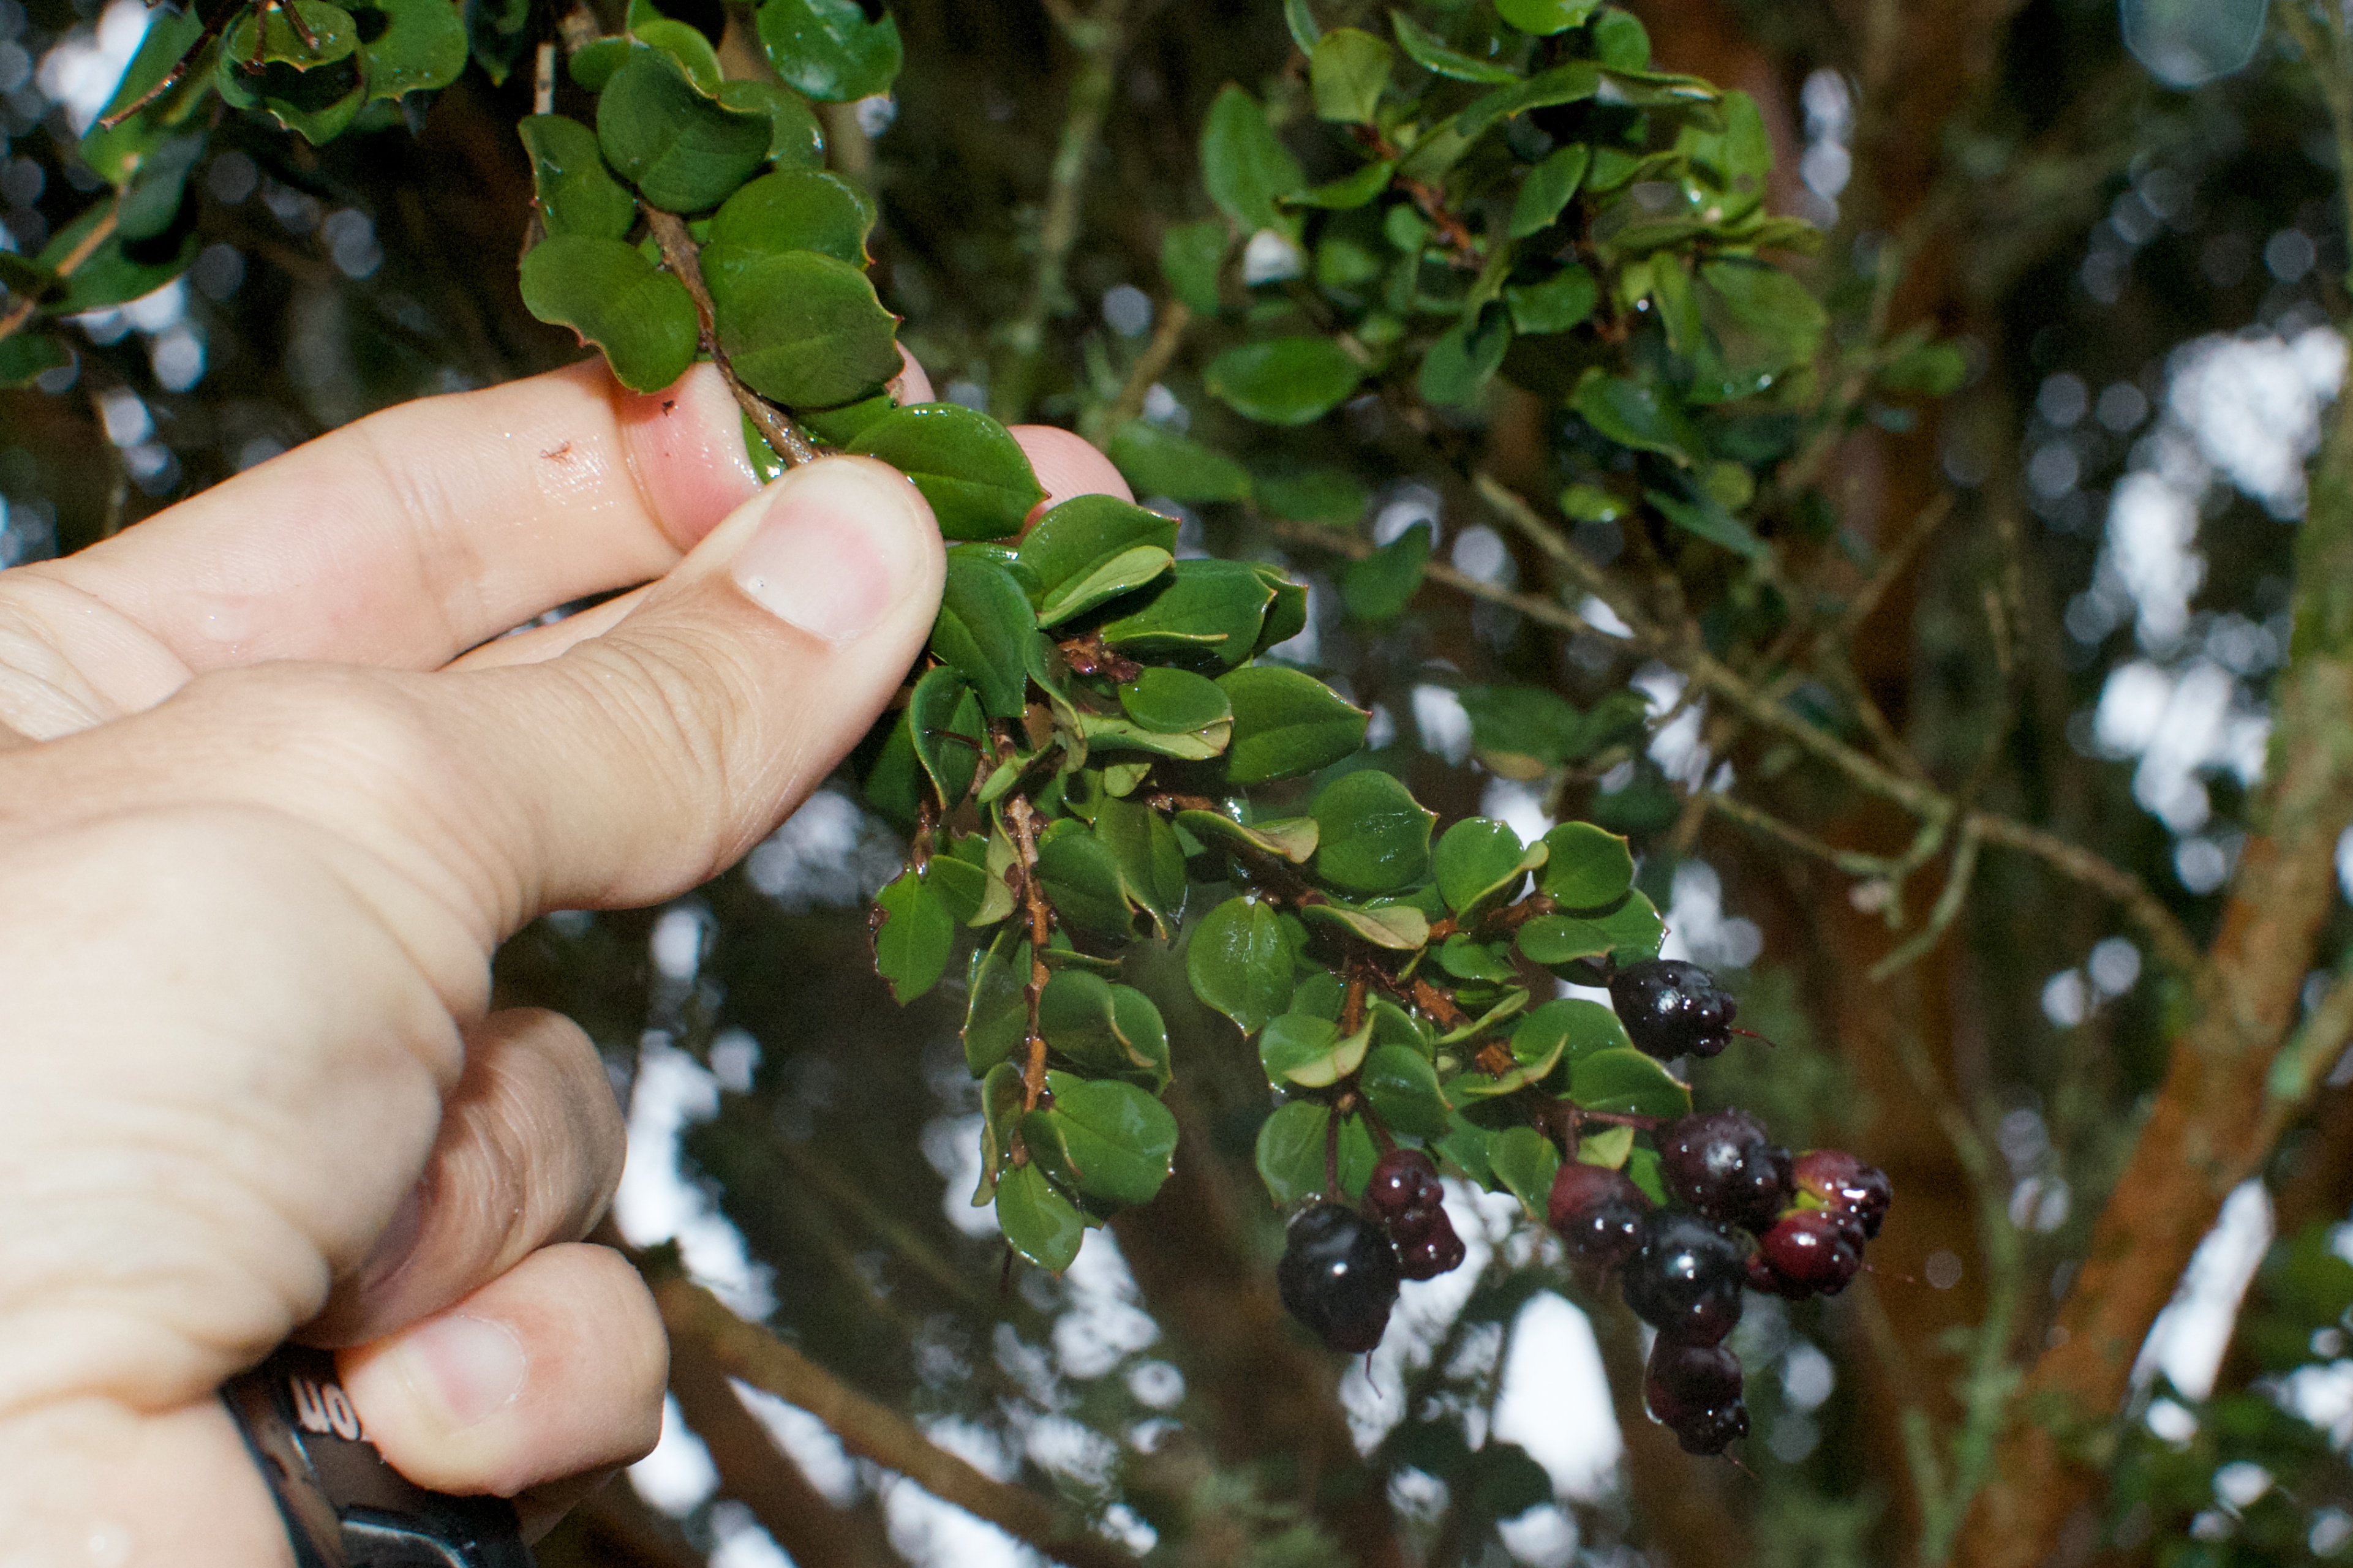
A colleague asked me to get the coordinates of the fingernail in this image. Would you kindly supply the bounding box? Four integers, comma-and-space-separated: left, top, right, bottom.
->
732, 458, 927, 642
399, 1313, 527, 1431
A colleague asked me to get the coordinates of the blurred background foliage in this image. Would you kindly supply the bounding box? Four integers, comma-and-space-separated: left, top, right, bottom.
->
6, 0, 2353, 1564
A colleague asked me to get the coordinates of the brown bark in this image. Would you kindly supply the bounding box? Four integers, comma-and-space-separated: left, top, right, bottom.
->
1109, 1088, 1408, 1568
1954, 383, 2353, 1564
668, 1317, 902, 1568
535, 1480, 708, 1568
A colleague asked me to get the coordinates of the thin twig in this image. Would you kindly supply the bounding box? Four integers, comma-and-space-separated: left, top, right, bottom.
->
1102, 297, 1192, 432
533, 39, 557, 115
642, 209, 819, 465
0, 205, 119, 346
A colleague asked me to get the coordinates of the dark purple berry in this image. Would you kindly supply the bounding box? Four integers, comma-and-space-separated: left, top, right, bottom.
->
1621, 1210, 1745, 1346
1608, 959, 1737, 1060
1365, 1148, 1447, 1240
1670, 1399, 1750, 1457
1547, 1161, 1651, 1270
1755, 1209, 1864, 1297
1396, 1218, 1467, 1281
1644, 1338, 1745, 1426
1278, 1203, 1400, 1354
1657, 1110, 1793, 1232
1793, 1149, 1893, 1239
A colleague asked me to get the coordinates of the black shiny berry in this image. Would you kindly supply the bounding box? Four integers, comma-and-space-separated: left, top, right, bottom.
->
1547, 1161, 1651, 1270
1644, 1338, 1745, 1425
1608, 958, 1738, 1060
1657, 1110, 1793, 1232
1621, 1210, 1745, 1346
1671, 1398, 1750, 1457
1793, 1148, 1893, 1240
1278, 1203, 1401, 1353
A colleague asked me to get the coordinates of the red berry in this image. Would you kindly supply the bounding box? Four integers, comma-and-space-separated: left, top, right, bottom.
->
1756, 1209, 1863, 1297
1548, 1161, 1650, 1270
1365, 1149, 1439, 1220
1396, 1215, 1467, 1280
1793, 1149, 1892, 1239
1657, 1110, 1793, 1232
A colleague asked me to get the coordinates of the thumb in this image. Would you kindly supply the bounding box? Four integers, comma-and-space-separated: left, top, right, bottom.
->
435, 454, 942, 925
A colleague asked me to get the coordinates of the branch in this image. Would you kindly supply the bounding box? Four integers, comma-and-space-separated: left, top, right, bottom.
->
642, 209, 820, 466
654, 1274, 1140, 1568
993, 0, 1129, 422
1101, 297, 1191, 433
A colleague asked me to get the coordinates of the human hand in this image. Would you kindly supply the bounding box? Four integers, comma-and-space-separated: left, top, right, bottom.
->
0, 356, 1128, 1562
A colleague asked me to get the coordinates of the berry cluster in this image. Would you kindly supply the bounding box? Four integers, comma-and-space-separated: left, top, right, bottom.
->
1278, 1149, 1468, 1354
1550, 1106, 1890, 1455
1271, 955, 1891, 1460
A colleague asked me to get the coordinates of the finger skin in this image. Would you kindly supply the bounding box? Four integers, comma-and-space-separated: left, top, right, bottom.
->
339, 1243, 666, 1499
9, 361, 758, 675
305, 1008, 625, 1348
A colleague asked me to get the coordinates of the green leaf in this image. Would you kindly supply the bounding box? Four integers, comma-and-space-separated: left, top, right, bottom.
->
112, 132, 204, 241
1105, 419, 1250, 503
1451, 60, 1600, 140
1511, 997, 1632, 1070
631, 15, 723, 94
1497, 0, 1600, 34
927, 853, 988, 926
1018, 493, 1178, 615
709, 167, 875, 265
794, 392, 894, 448
217, 3, 366, 145
963, 932, 1030, 1074
1646, 482, 1769, 561
518, 236, 699, 394
972, 1060, 1023, 1204
1298, 899, 1431, 951
0, 334, 69, 389
1568, 1048, 1692, 1119
1178, 811, 1319, 863
908, 664, 984, 808
1439, 934, 1518, 983
520, 115, 638, 241
1509, 143, 1590, 238
704, 246, 902, 407
873, 866, 954, 1003
1101, 558, 1274, 666
1261, 1013, 1373, 1089
1390, 11, 1519, 81
1188, 896, 1295, 1032
1024, 1072, 1178, 1209
1578, 1122, 1636, 1169
1205, 336, 1365, 426
1341, 520, 1430, 620
1537, 822, 1635, 907
1418, 307, 1511, 408
931, 553, 1034, 719
227, 0, 360, 66
756, 0, 903, 100
357, 0, 467, 99
848, 403, 1045, 542
1363, 1043, 1451, 1137
1290, 160, 1394, 209
996, 1161, 1086, 1272
1256, 1099, 1334, 1206
597, 45, 774, 212
568, 36, 629, 91
1592, 10, 1651, 69
1219, 665, 1370, 783
1093, 792, 1188, 934
1505, 263, 1598, 334
1573, 371, 1701, 465
718, 79, 827, 167
1487, 1125, 1561, 1219
1310, 27, 1393, 122
1257, 469, 1368, 524
1435, 818, 1540, 915
1256, 570, 1311, 655
1200, 84, 1304, 234
1080, 712, 1230, 761
1312, 769, 1435, 895
1877, 339, 1967, 397
1161, 219, 1228, 315
1283, 0, 1322, 50
1118, 667, 1232, 735
1039, 972, 1171, 1088
1036, 825, 1134, 937
1516, 890, 1665, 966
90, 5, 208, 159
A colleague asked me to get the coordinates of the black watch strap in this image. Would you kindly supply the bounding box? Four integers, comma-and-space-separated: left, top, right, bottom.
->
223, 1345, 533, 1568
